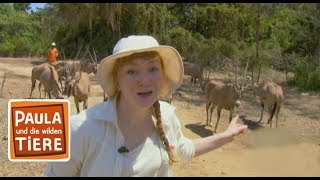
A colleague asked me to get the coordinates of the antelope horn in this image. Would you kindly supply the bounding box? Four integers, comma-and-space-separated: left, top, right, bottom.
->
86, 46, 95, 64
92, 47, 98, 64
241, 53, 251, 89
74, 44, 83, 60
62, 49, 66, 61
235, 60, 238, 87
80, 49, 88, 61
235, 54, 240, 87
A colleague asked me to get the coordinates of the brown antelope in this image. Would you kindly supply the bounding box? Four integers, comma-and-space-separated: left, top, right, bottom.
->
54, 60, 97, 76
205, 56, 250, 133
29, 62, 51, 98
252, 79, 284, 128
38, 65, 64, 99
64, 71, 91, 114
205, 80, 241, 132
52, 45, 98, 92
63, 56, 97, 114
53, 60, 97, 90
183, 61, 205, 91
52, 60, 69, 92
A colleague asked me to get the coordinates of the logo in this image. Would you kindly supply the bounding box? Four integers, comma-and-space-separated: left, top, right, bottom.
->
8, 99, 70, 162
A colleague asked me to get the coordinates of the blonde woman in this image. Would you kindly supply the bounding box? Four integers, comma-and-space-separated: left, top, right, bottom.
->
45, 35, 247, 177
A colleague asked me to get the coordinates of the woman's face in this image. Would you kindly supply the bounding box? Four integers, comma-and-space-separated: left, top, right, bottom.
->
116, 55, 163, 108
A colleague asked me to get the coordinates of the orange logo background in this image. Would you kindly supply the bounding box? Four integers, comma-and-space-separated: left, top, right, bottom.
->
8, 99, 70, 161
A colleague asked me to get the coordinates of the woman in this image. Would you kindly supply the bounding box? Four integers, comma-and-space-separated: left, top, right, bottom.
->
45, 35, 247, 177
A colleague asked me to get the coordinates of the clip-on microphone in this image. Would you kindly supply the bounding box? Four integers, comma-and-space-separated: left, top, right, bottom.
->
118, 146, 129, 154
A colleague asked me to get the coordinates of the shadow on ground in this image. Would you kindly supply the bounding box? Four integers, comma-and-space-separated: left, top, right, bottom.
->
185, 123, 213, 138
239, 115, 264, 131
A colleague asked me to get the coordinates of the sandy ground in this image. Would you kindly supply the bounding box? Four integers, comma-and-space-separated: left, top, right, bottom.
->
0, 57, 319, 177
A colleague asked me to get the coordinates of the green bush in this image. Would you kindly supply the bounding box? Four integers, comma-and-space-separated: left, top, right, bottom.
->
307, 68, 320, 90
290, 57, 320, 91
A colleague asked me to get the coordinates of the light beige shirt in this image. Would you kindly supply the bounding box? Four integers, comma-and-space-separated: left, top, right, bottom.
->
44, 99, 195, 177
120, 130, 162, 176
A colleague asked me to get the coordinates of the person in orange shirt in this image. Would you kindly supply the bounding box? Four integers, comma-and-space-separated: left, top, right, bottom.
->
48, 42, 59, 65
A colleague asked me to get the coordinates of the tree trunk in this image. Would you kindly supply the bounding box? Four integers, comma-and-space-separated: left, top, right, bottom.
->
89, 4, 92, 44
284, 53, 288, 82
255, 4, 261, 83
251, 65, 254, 85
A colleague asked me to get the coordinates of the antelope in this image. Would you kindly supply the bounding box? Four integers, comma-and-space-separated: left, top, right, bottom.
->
52, 45, 98, 91
252, 79, 284, 128
205, 55, 250, 133
63, 56, 97, 114
205, 80, 240, 132
54, 60, 97, 76
38, 65, 64, 99
183, 61, 205, 91
65, 60, 97, 74
64, 71, 91, 114
52, 60, 70, 92
29, 62, 51, 98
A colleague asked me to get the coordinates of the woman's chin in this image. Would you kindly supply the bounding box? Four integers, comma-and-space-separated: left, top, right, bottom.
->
135, 95, 158, 108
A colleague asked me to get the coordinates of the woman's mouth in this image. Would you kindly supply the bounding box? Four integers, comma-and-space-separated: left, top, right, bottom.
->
137, 91, 153, 98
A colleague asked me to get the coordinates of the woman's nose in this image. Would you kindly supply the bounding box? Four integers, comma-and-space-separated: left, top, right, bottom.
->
137, 75, 151, 86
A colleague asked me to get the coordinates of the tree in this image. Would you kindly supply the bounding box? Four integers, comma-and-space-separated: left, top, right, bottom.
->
314, 3, 320, 66
13, 3, 30, 13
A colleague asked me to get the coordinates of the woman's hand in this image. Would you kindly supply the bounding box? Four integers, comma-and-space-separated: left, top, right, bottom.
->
193, 115, 248, 157
223, 115, 248, 139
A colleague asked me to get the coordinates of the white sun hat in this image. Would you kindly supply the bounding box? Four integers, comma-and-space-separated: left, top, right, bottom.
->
96, 35, 184, 99
51, 42, 56, 46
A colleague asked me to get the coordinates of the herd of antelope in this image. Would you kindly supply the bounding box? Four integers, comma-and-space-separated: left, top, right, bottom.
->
183, 56, 284, 132
28, 52, 284, 132
29, 47, 99, 114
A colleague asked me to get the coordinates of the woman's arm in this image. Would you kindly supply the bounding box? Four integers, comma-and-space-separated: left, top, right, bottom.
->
44, 115, 88, 176
192, 115, 247, 157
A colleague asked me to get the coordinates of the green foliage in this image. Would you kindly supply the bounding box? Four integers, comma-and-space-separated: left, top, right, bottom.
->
0, 3, 48, 57
13, 3, 30, 12
184, 4, 242, 42
290, 56, 320, 91
216, 38, 238, 59
308, 69, 320, 90
165, 27, 199, 57
0, 3, 319, 90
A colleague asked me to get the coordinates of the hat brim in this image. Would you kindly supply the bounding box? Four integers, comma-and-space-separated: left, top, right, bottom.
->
96, 45, 184, 98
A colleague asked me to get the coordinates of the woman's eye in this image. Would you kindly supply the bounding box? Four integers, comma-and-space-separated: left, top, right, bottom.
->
150, 67, 158, 72
127, 69, 136, 75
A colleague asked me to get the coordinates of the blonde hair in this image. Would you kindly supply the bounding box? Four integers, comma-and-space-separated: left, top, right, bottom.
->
112, 51, 177, 165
